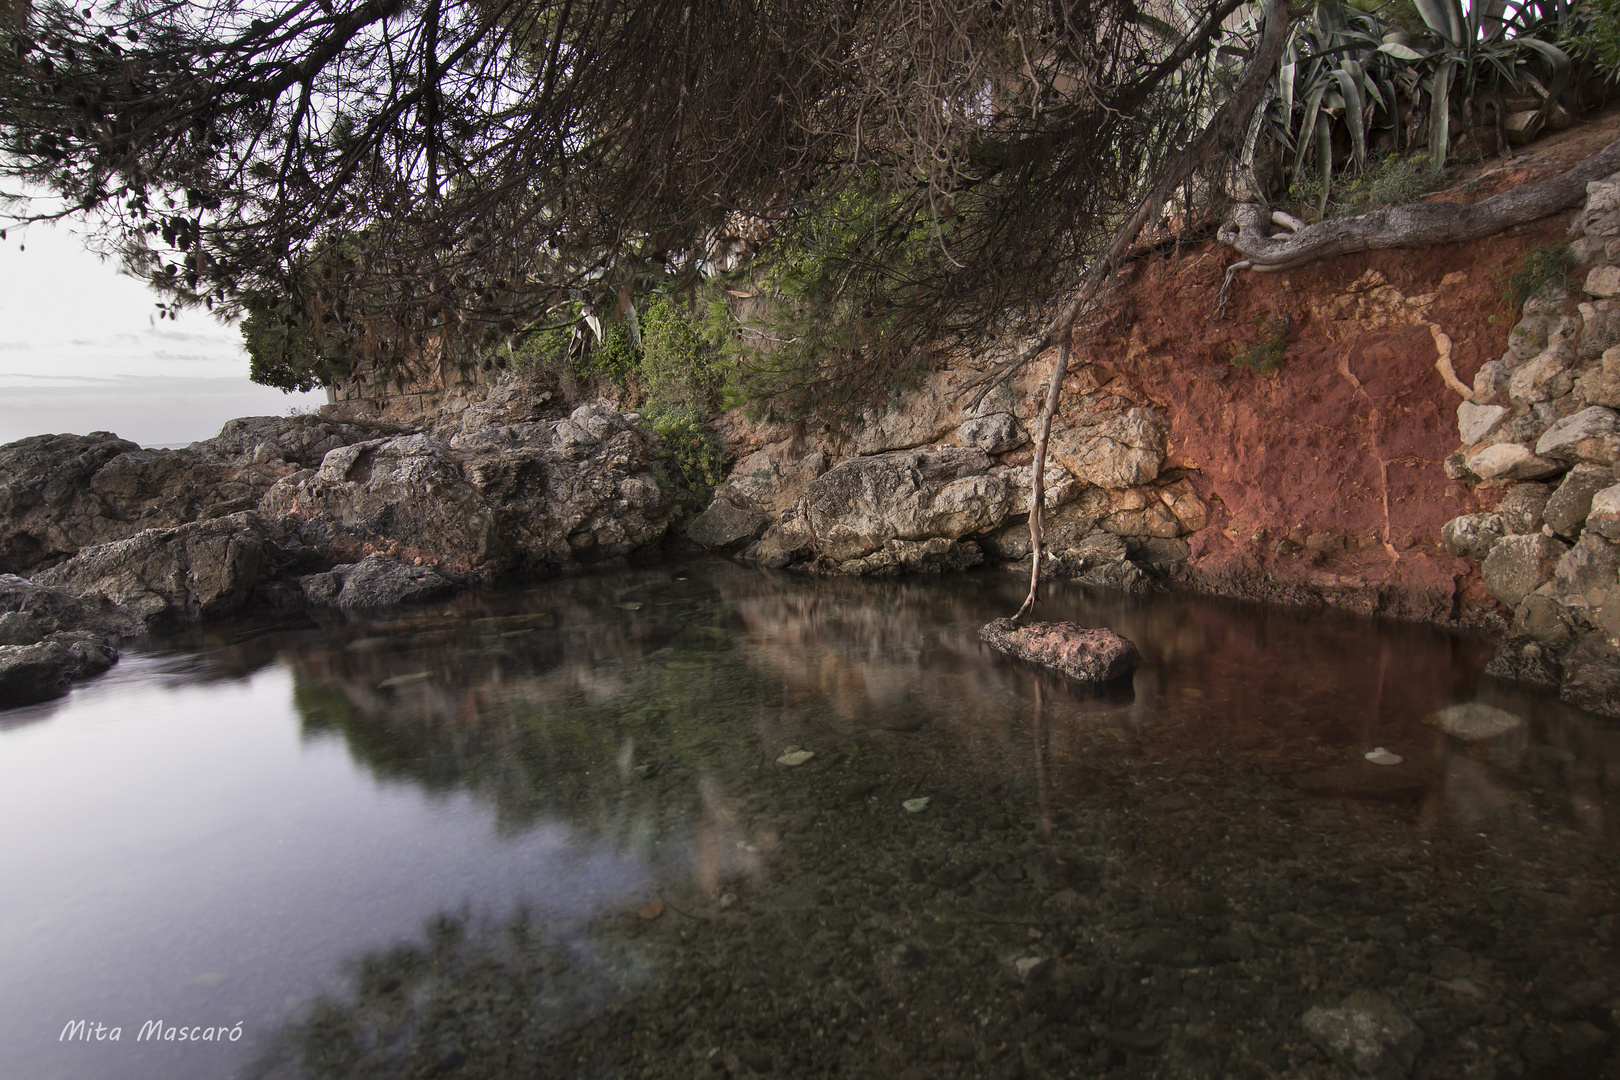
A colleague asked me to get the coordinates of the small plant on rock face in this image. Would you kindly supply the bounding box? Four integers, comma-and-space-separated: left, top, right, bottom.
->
1230, 316, 1293, 374
650, 407, 726, 506
1500, 244, 1574, 312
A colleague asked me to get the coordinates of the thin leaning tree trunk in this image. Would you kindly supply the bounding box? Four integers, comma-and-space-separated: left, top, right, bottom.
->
1004, 0, 1294, 621
1013, 341, 1069, 622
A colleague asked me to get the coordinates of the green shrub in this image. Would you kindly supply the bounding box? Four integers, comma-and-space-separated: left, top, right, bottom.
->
650, 408, 726, 503
1500, 245, 1574, 312
1230, 316, 1292, 374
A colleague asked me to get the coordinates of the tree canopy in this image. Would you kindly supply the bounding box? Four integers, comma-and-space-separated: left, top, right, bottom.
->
1, 0, 1267, 402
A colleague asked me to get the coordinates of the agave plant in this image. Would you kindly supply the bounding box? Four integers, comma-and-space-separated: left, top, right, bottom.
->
1411, 0, 1574, 168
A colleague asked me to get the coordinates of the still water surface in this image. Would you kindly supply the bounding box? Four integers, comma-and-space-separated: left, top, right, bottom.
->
1, 560, 1616, 1080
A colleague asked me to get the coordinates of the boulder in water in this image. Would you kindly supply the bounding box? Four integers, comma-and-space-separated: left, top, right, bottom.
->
979, 618, 1140, 683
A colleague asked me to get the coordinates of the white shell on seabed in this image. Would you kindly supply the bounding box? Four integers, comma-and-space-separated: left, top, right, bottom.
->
902, 797, 931, 814
1364, 747, 1404, 766
776, 749, 814, 767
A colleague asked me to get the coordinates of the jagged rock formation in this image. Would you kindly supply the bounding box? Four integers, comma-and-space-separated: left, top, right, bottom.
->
1440, 171, 1620, 716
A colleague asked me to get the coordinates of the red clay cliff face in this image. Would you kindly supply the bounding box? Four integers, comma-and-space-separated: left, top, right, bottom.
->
1065, 218, 1570, 626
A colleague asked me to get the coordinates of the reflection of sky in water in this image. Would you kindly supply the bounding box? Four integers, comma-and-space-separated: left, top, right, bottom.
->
0, 659, 650, 1080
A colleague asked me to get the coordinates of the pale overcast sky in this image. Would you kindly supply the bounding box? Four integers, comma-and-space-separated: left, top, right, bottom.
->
0, 221, 325, 448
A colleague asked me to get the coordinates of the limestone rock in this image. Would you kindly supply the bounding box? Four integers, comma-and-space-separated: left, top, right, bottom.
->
1575, 345, 1620, 409
995, 464, 1080, 513
1552, 531, 1620, 608
750, 513, 817, 569
1545, 464, 1617, 539
1426, 703, 1525, 741
1486, 636, 1563, 687
1048, 407, 1168, 490
300, 554, 454, 608
1514, 590, 1578, 643
802, 449, 1006, 560
0, 574, 142, 641
1507, 342, 1576, 405
1457, 401, 1507, 445
1586, 265, 1620, 299
1301, 991, 1423, 1078
1463, 443, 1562, 482
0, 432, 260, 575
1561, 636, 1620, 718
0, 611, 40, 646
951, 413, 1027, 454
979, 618, 1140, 683
1441, 514, 1505, 560
0, 632, 118, 708
1471, 359, 1510, 404
263, 434, 500, 572
1578, 301, 1620, 361
1481, 533, 1570, 608
720, 447, 830, 515
1589, 484, 1620, 542
829, 537, 984, 576
687, 498, 770, 550
34, 512, 270, 622
1535, 406, 1619, 462
852, 385, 961, 454
1497, 483, 1553, 534
192, 414, 371, 468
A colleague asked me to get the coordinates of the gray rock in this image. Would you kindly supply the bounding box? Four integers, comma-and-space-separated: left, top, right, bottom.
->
1441, 514, 1505, 560
1508, 341, 1576, 405
1497, 483, 1553, 535
1535, 406, 1620, 462
0, 432, 259, 575
192, 414, 371, 469
1591, 483, 1620, 542
1464, 443, 1562, 482
1443, 451, 1480, 482
1561, 636, 1620, 719
0, 611, 41, 646
828, 537, 984, 576
1579, 301, 1620, 360
1426, 703, 1525, 741
1471, 359, 1510, 404
1544, 464, 1616, 538
1513, 590, 1578, 644
1457, 401, 1507, 445
995, 464, 1080, 513
0, 631, 119, 708
979, 618, 1140, 683
301, 554, 454, 609
34, 512, 270, 622
1048, 407, 1168, 490
1481, 533, 1570, 608
1485, 636, 1563, 687
687, 498, 769, 550
952, 413, 1027, 454
0, 574, 142, 640
1587, 265, 1620, 299
1504, 319, 1549, 365
263, 435, 501, 572
1552, 530, 1620, 607
1301, 990, 1423, 1078
802, 449, 1007, 560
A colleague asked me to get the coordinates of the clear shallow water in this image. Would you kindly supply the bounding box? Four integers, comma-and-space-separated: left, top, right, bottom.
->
1, 560, 1616, 1080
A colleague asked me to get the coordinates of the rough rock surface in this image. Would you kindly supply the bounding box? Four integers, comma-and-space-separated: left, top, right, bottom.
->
33, 512, 270, 622
978, 618, 1141, 683
0, 632, 119, 707
801, 449, 1008, 560
1301, 990, 1423, 1078
1544, 464, 1616, 538
1481, 533, 1570, 608
686, 498, 770, 551
300, 554, 454, 609
0, 575, 141, 705
1426, 702, 1525, 741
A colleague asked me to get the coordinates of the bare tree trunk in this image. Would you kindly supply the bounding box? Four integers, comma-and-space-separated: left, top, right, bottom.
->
1217, 136, 1620, 271
998, 0, 1294, 621
1013, 341, 1069, 622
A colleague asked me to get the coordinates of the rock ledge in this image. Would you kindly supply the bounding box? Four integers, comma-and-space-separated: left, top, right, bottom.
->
978, 618, 1140, 683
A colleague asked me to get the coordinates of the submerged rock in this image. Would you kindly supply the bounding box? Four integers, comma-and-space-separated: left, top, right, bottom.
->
1425, 703, 1524, 741
1301, 991, 1422, 1078
978, 618, 1140, 683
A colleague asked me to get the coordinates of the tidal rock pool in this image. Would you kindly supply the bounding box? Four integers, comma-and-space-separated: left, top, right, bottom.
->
2, 560, 1616, 1079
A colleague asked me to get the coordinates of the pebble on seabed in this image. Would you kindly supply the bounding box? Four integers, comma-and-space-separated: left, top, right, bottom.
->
1364, 747, 1404, 765
776, 749, 814, 766
902, 797, 930, 813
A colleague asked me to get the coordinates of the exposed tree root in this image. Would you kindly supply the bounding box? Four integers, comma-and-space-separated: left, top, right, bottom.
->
1216, 136, 1620, 280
